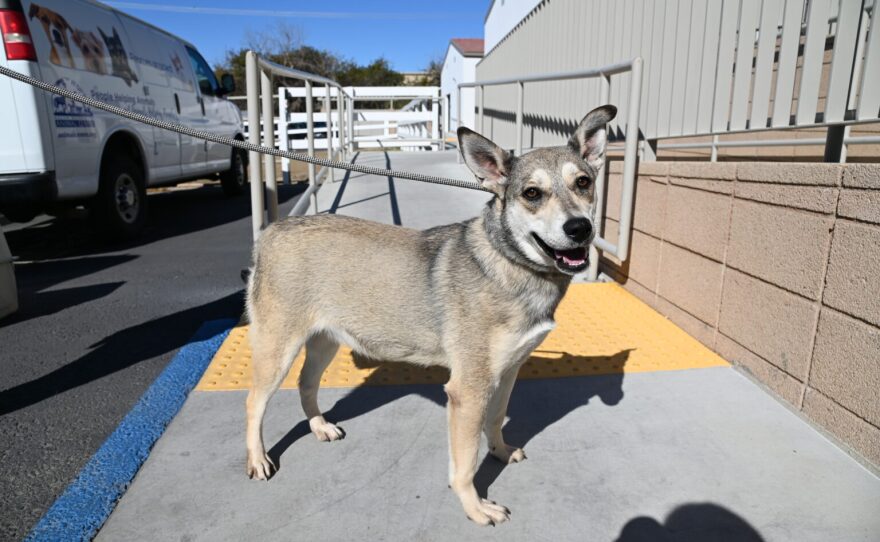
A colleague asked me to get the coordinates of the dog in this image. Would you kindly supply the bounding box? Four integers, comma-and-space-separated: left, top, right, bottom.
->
28, 3, 75, 68
98, 27, 138, 86
244, 104, 617, 525
71, 30, 107, 75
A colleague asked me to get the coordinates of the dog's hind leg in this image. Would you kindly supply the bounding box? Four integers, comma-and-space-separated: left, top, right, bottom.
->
484, 367, 526, 464
299, 331, 345, 441
246, 323, 304, 480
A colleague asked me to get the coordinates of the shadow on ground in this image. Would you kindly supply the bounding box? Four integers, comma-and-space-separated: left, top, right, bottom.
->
269, 349, 631, 496
4, 182, 305, 262
0, 290, 244, 415
615, 502, 765, 542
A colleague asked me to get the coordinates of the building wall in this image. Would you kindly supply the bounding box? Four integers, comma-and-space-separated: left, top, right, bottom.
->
600, 160, 880, 469
484, 0, 543, 52
440, 45, 479, 132
476, 0, 880, 161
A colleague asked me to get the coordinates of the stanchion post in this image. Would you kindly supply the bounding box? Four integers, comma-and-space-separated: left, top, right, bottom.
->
305, 80, 316, 212
325, 84, 334, 183
245, 51, 264, 240
261, 69, 278, 223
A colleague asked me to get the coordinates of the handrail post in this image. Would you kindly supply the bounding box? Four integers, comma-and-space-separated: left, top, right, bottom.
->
443, 94, 450, 140
305, 80, 316, 212
478, 85, 484, 134
261, 69, 278, 224
245, 51, 264, 241
432, 92, 440, 150
325, 84, 334, 183
337, 87, 345, 160
347, 94, 355, 154
588, 73, 612, 281
515, 81, 524, 155
279, 87, 290, 184
456, 85, 463, 162
617, 57, 643, 263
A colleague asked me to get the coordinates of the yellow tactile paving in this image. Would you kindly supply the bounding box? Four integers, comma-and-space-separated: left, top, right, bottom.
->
196, 283, 728, 391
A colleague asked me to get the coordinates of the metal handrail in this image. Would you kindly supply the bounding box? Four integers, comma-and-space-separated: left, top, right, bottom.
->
246, 50, 350, 239
457, 58, 643, 282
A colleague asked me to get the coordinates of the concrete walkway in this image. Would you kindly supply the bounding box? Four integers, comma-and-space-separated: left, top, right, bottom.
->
96, 151, 879, 541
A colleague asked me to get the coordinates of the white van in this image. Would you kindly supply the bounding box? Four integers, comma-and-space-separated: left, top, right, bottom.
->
0, 0, 247, 238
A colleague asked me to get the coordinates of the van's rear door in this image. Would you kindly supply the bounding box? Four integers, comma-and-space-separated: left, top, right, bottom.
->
0, 0, 53, 175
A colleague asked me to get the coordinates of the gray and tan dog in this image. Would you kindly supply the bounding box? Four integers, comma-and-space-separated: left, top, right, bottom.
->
245, 104, 617, 525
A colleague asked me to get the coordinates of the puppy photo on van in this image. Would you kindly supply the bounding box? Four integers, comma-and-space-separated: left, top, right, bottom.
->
27, 3, 75, 68
244, 105, 617, 525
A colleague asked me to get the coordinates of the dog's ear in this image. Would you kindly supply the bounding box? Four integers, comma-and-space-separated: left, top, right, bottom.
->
457, 127, 511, 196
569, 105, 617, 171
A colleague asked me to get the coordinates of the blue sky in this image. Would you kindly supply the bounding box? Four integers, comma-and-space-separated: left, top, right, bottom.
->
105, 1, 488, 71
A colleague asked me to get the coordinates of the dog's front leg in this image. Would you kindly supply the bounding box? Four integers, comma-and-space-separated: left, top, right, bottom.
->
484, 367, 526, 464
445, 378, 511, 525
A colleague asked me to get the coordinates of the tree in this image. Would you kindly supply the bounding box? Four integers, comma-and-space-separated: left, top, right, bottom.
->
213, 23, 409, 111
409, 54, 442, 87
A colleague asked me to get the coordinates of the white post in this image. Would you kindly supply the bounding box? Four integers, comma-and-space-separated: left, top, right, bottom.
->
347, 94, 355, 153
325, 84, 334, 183
431, 93, 439, 150
245, 51, 264, 241
456, 86, 463, 162
261, 69, 278, 224
588, 74, 612, 281
337, 87, 345, 160
305, 80, 316, 212
443, 94, 450, 139
279, 87, 290, 184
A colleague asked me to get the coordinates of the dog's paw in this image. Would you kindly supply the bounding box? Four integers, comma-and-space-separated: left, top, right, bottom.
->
490, 443, 526, 464
246, 452, 275, 480
309, 417, 345, 442
466, 499, 511, 526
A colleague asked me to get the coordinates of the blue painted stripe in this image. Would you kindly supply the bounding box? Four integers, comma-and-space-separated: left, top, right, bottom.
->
25, 318, 237, 542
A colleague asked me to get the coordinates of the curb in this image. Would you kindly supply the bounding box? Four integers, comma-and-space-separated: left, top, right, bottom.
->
25, 318, 236, 541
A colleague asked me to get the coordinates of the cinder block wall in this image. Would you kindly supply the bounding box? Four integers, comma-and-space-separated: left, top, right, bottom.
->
600, 161, 880, 468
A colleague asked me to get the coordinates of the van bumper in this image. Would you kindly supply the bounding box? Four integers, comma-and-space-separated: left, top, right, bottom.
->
0, 172, 57, 204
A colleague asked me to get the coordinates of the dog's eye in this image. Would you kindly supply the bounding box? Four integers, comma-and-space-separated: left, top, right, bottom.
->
575, 176, 591, 189
522, 187, 541, 201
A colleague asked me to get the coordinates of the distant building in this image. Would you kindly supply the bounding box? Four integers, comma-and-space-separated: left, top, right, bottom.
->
440, 38, 484, 132
400, 71, 429, 85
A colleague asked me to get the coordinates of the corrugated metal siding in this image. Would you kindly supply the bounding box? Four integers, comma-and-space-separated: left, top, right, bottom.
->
476, 0, 880, 152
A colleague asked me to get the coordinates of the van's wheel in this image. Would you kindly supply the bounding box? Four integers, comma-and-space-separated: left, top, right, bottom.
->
91, 155, 147, 240
220, 149, 247, 196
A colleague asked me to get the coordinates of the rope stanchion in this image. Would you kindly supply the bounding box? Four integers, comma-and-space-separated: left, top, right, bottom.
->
0, 65, 488, 193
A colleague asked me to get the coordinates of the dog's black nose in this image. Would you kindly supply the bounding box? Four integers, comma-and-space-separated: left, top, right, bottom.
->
563, 217, 592, 243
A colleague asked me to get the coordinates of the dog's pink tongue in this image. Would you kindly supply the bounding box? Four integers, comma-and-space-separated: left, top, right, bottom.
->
555, 247, 586, 266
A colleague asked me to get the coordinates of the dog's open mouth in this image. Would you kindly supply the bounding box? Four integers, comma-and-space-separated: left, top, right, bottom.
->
531, 233, 589, 273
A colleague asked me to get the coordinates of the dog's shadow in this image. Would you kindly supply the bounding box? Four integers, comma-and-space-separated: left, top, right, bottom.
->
268, 348, 632, 496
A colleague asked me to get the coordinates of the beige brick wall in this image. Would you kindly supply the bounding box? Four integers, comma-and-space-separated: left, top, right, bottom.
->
601, 161, 880, 468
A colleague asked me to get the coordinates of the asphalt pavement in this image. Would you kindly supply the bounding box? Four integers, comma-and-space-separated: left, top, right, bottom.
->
0, 180, 304, 540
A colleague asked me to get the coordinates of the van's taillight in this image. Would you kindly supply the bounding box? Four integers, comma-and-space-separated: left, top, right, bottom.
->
0, 9, 37, 61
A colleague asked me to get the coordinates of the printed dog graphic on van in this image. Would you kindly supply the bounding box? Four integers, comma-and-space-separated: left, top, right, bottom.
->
71, 30, 107, 75
98, 27, 138, 86
28, 3, 76, 68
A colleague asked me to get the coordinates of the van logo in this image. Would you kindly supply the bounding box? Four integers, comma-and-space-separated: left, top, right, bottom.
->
52, 78, 96, 139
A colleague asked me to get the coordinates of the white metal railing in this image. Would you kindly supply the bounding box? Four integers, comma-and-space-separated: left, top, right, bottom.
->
244, 52, 448, 239
245, 52, 348, 239
459, 57, 643, 282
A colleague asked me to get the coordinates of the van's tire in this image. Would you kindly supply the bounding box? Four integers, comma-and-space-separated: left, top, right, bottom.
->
91, 155, 147, 241
220, 149, 247, 196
